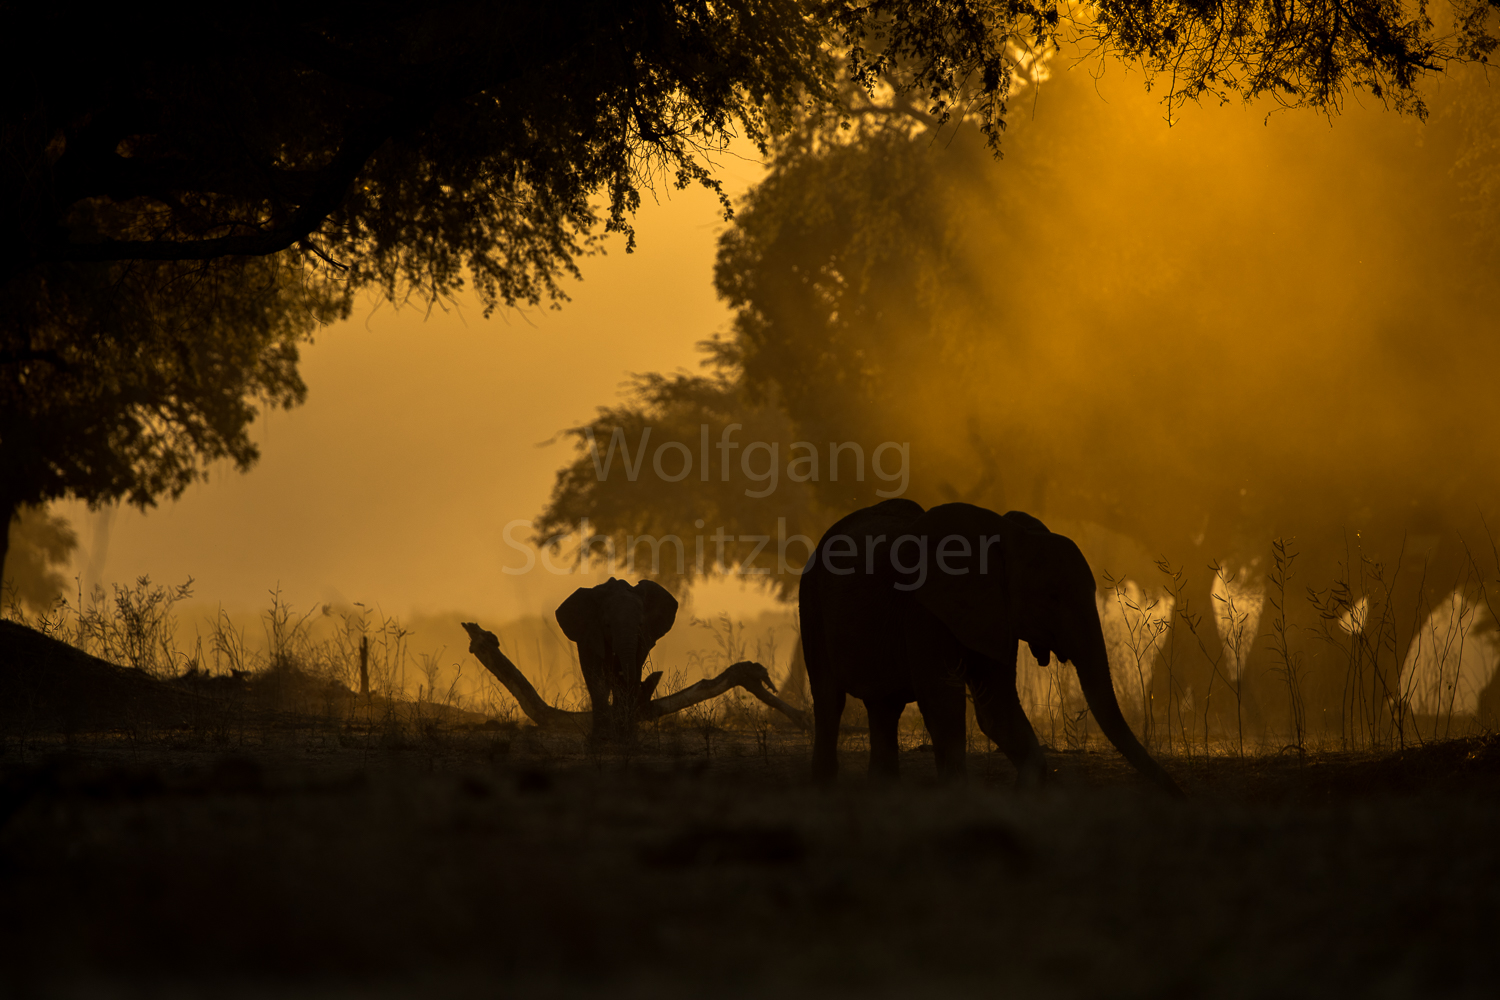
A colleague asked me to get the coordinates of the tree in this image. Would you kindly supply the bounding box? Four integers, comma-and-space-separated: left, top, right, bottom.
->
536, 109, 977, 594
546, 27, 1500, 568
0, 254, 345, 575
5, 0, 1492, 583
541, 50, 1500, 741
536, 366, 826, 597
1, 1, 831, 578
3, 3, 832, 296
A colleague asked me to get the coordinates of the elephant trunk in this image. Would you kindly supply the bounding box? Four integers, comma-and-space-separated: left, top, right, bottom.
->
601, 617, 649, 739
616, 643, 642, 715
1073, 614, 1185, 798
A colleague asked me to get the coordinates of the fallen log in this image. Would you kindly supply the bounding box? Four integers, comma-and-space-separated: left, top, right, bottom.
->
461, 622, 810, 732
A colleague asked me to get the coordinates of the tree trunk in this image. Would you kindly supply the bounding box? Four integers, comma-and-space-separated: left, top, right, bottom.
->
0, 497, 18, 596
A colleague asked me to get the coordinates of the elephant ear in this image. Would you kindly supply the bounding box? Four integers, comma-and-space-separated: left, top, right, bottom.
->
555, 587, 602, 645
633, 579, 679, 647
905, 503, 1021, 662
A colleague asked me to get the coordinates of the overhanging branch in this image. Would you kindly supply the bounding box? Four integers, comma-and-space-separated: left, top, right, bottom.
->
38, 116, 396, 268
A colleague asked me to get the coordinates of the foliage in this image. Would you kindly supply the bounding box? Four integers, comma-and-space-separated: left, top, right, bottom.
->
2, 3, 833, 301
715, 118, 980, 476
5, 0, 1497, 584
537, 85, 996, 593
537, 367, 823, 596
543, 42, 1500, 594
833, 0, 1497, 133
536, 102, 1002, 595
539, 40, 1500, 749
0, 254, 346, 571
12, 1, 1472, 292
1, 1, 833, 575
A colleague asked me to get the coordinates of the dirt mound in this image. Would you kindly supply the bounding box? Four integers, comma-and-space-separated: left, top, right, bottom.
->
0, 620, 494, 738
0, 620, 205, 732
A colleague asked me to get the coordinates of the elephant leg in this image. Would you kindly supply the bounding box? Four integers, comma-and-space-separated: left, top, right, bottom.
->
811, 686, 846, 785
905, 610, 969, 779
967, 650, 1049, 787
865, 697, 905, 778
975, 683, 1049, 787
579, 665, 613, 741
916, 687, 967, 779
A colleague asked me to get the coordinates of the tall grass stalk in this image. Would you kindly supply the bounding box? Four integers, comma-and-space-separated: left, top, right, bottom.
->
1101, 572, 1171, 749
1310, 535, 1408, 749
1210, 562, 1252, 757
1267, 538, 1306, 752
1156, 559, 1241, 756
1155, 559, 1194, 759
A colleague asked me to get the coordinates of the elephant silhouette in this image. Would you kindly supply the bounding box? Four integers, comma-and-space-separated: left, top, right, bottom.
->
556, 577, 678, 741
799, 499, 1183, 796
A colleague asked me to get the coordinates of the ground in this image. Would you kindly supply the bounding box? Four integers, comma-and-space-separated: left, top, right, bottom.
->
2, 722, 1498, 998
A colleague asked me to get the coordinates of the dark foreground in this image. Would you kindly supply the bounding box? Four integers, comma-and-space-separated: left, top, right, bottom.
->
2, 726, 1498, 998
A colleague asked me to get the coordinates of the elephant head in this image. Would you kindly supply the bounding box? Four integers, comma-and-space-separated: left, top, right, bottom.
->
555, 577, 678, 739
904, 504, 1181, 795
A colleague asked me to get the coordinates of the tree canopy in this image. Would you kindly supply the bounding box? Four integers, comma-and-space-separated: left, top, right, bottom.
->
9, 0, 1490, 309
0, 255, 344, 572
4, 0, 1496, 585
1, 1, 830, 578
540, 47, 1500, 602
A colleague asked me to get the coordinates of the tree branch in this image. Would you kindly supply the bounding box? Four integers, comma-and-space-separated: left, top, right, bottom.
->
461, 622, 810, 732
734, 673, 813, 731
462, 622, 586, 730
645, 659, 810, 729
24, 22, 565, 277
38, 115, 395, 267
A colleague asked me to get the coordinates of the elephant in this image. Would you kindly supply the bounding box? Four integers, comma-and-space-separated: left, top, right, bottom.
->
799, 499, 1183, 796
556, 577, 679, 740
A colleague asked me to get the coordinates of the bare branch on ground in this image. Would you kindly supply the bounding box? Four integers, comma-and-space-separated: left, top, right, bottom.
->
461, 622, 810, 732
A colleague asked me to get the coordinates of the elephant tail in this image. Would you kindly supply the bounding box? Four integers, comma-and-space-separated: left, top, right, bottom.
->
1074, 619, 1186, 799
